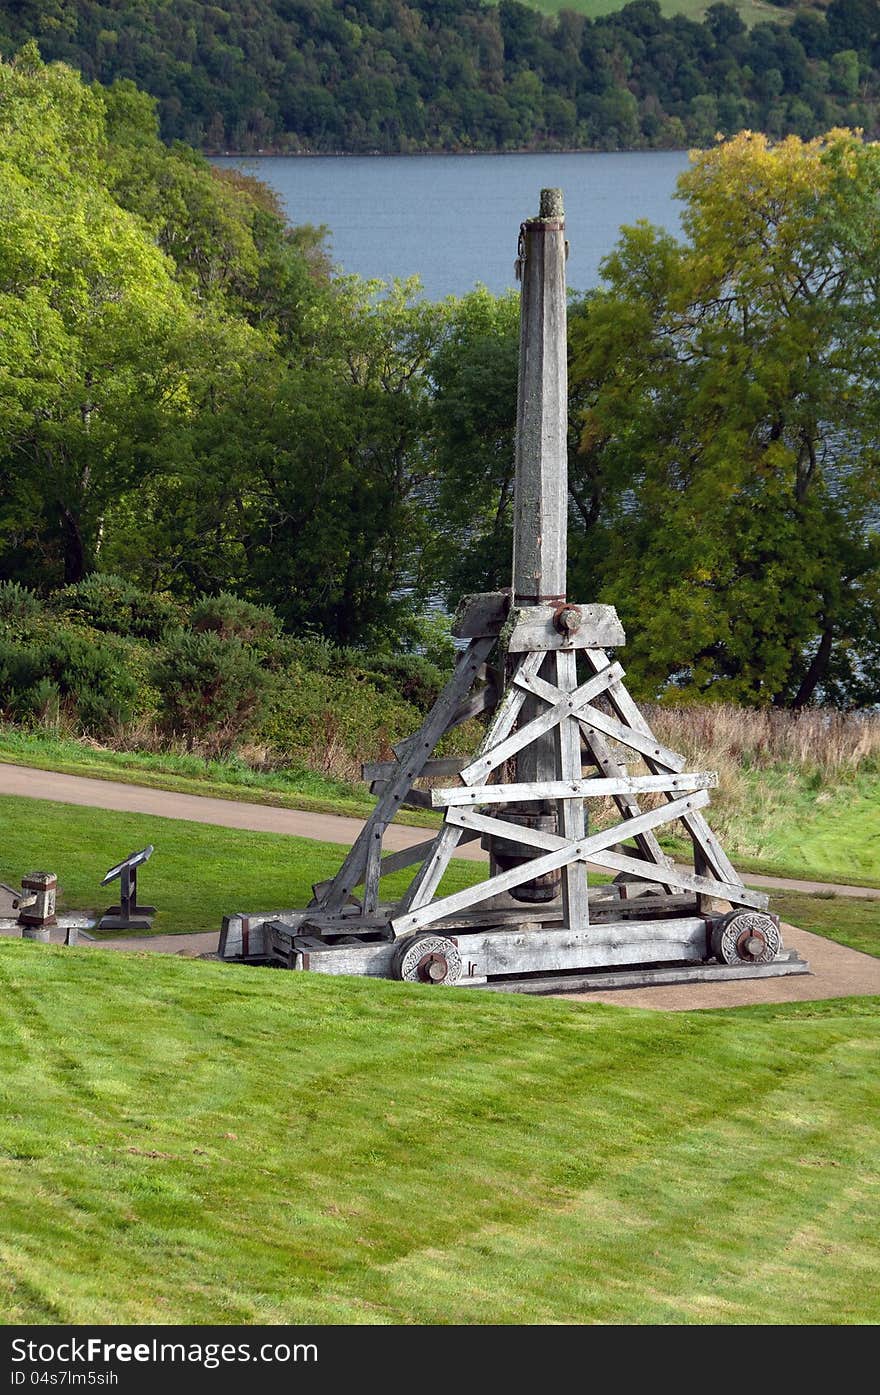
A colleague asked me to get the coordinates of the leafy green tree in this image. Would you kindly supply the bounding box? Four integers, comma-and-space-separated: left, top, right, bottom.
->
569, 130, 880, 707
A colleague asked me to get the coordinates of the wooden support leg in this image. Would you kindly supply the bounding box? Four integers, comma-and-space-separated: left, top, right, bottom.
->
319, 636, 495, 912
578, 722, 676, 892
555, 649, 589, 932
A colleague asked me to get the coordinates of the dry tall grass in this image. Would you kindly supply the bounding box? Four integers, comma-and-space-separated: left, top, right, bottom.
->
646, 704, 880, 777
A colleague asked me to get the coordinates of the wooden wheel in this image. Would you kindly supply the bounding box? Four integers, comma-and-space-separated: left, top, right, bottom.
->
711, 911, 782, 966
391, 933, 463, 986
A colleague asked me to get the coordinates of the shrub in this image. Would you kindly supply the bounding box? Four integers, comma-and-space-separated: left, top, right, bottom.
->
155, 630, 269, 755
190, 592, 282, 646
353, 653, 446, 710
52, 573, 181, 641
0, 631, 138, 734
0, 581, 43, 624
259, 662, 421, 781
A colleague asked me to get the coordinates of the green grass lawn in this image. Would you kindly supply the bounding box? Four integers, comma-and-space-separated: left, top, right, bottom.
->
524, 0, 792, 26
770, 891, 880, 960
0, 727, 388, 822
2, 795, 877, 963
4, 728, 879, 888
0, 941, 877, 1324
0, 796, 484, 937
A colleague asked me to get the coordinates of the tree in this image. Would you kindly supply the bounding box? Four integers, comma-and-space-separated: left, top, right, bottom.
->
568, 130, 880, 707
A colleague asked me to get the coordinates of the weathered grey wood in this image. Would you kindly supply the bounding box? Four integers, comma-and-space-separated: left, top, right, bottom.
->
395, 789, 710, 937
582, 647, 743, 888
361, 756, 469, 783
432, 770, 717, 807
391, 839, 587, 938
506, 603, 625, 652
368, 782, 435, 810
396, 822, 465, 914
219, 910, 304, 959
362, 822, 385, 916
473, 924, 707, 976
555, 648, 590, 932
461, 661, 624, 786
447, 807, 569, 855
311, 830, 480, 901
452, 590, 511, 638
483, 953, 811, 995
445, 683, 500, 735
585, 846, 769, 911
445, 788, 709, 864
513, 188, 568, 605
475, 650, 544, 759
293, 916, 711, 980
320, 635, 495, 910
513, 665, 687, 774
579, 722, 675, 884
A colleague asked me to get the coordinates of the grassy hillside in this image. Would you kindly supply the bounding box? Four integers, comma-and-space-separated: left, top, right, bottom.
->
0, 941, 877, 1324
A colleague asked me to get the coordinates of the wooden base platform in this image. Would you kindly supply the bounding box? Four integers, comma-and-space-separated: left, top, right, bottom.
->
481, 950, 810, 995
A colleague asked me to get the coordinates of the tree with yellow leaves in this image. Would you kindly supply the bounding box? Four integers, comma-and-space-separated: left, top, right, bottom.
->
569, 129, 880, 708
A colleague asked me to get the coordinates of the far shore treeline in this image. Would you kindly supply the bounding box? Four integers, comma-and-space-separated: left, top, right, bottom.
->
0, 45, 878, 788
2, 0, 880, 154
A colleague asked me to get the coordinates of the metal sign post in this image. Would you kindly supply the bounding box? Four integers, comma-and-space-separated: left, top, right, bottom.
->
99, 846, 156, 931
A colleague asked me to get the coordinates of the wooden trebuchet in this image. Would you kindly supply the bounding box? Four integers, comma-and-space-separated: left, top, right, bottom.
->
219, 186, 805, 990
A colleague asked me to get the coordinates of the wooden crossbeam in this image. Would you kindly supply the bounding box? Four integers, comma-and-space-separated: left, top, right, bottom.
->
585, 847, 769, 912
445, 788, 709, 862
460, 661, 624, 785
362, 757, 469, 782
432, 771, 717, 807
578, 722, 675, 885
515, 666, 687, 773
391, 840, 587, 939
582, 648, 743, 887
472, 650, 544, 759
395, 823, 465, 914
392, 789, 711, 938
311, 830, 482, 903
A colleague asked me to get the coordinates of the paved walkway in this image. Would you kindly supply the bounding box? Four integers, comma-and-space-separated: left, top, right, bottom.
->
2, 761, 878, 1012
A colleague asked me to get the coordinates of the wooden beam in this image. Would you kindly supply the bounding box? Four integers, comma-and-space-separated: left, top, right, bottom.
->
513, 665, 687, 773
461, 661, 624, 785
395, 822, 465, 914
506, 602, 625, 652
451, 590, 511, 638
513, 188, 568, 605
432, 771, 718, 807
361, 756, 469, 783
578, 721, 675, 885
394, 789, 711, 937
319, 635, 495, 911
391, 839, 588, 938
583, 648, 743, 886
585, 846, 769, 912
555, 648, 590, 932
445, 788, 709, 863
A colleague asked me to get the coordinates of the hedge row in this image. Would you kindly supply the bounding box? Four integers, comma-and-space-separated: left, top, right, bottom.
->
0, 577, 452, 764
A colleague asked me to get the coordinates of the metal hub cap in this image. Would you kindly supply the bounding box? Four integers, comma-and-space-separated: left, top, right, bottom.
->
714, 911, 782, 966
392, 934, 463, 986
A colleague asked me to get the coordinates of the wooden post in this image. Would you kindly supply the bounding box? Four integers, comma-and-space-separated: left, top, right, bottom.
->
507, 189, 574, 911
513, 187, 568, 606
